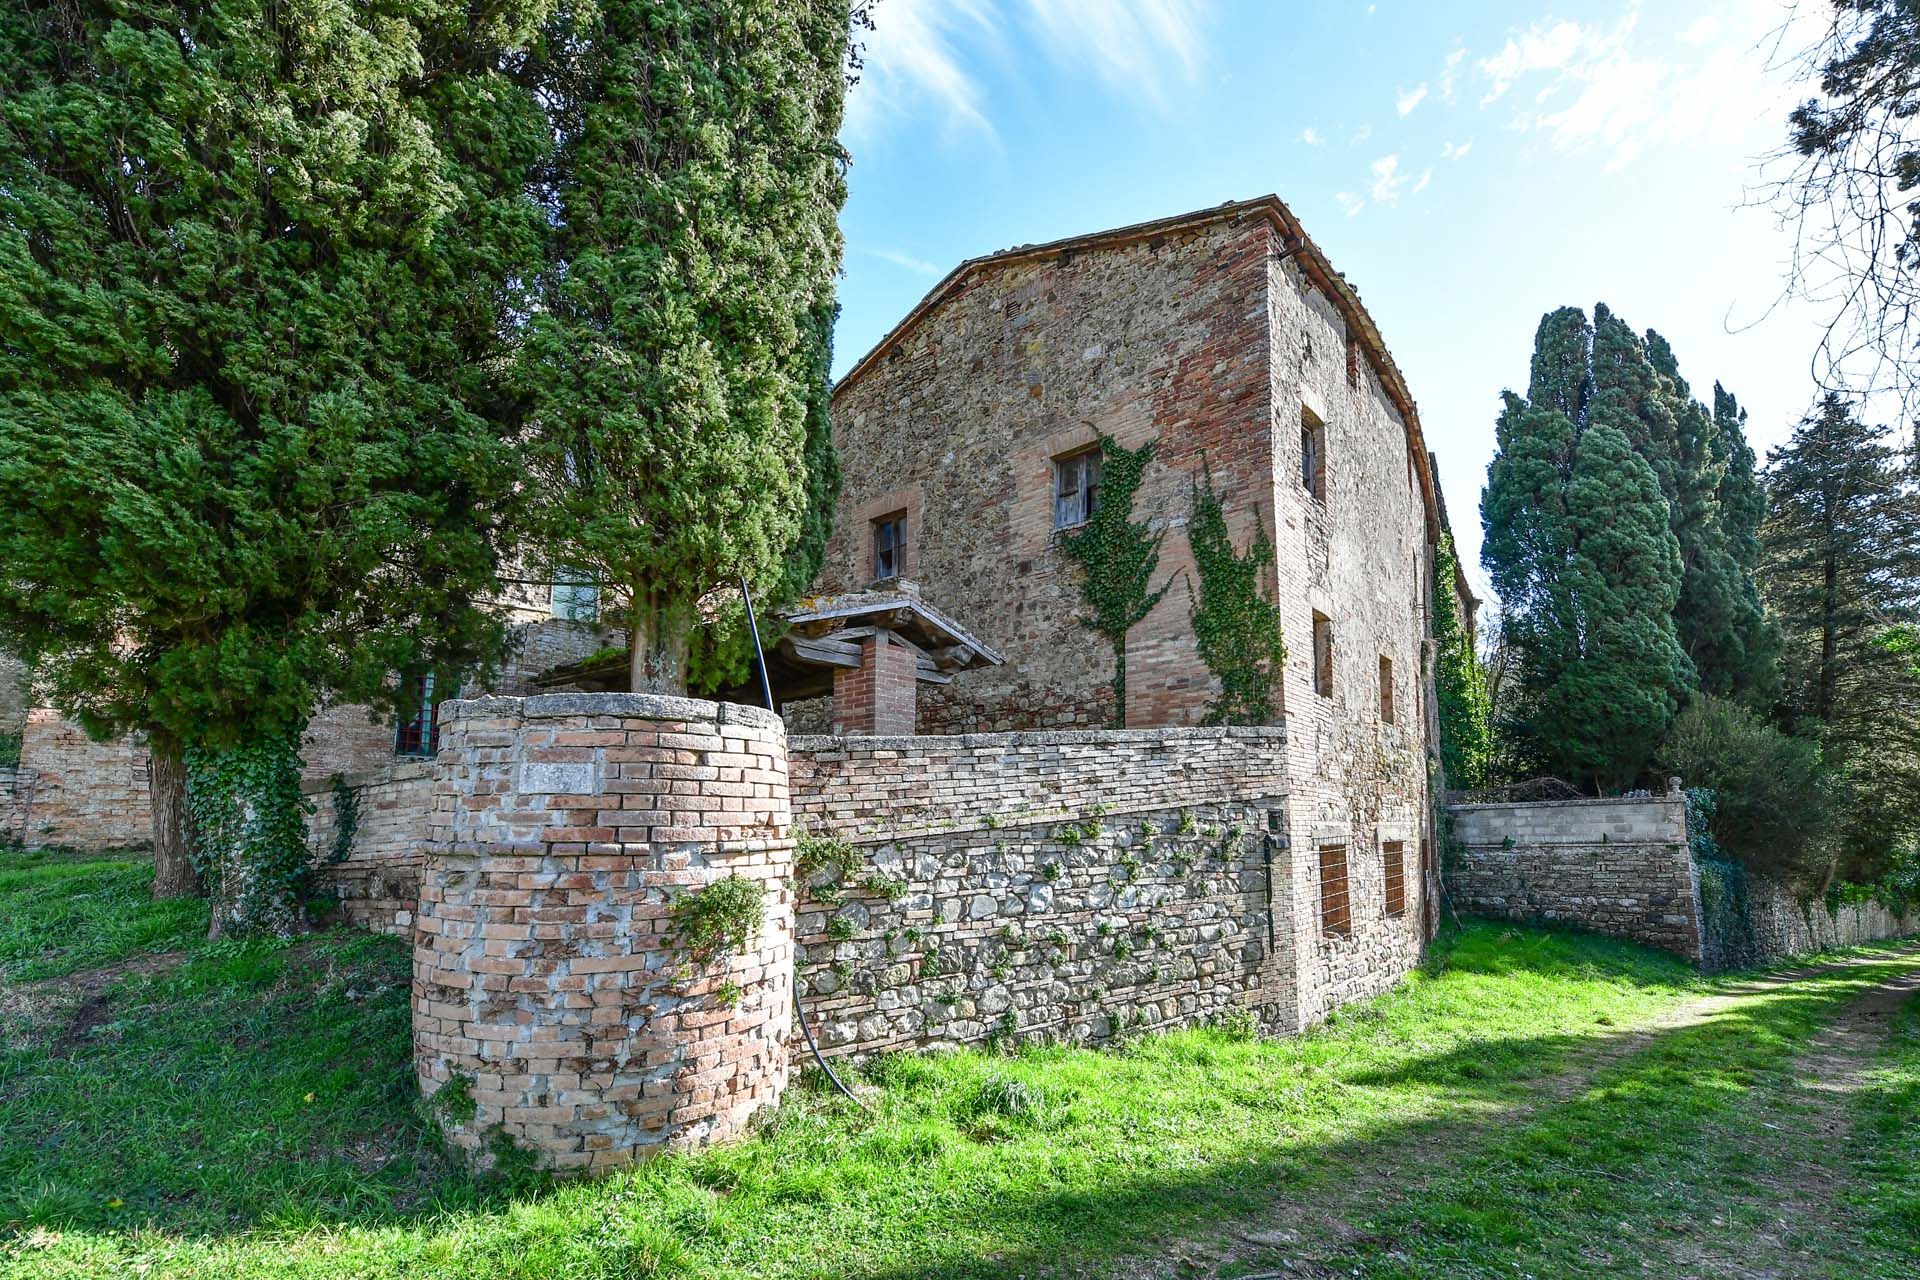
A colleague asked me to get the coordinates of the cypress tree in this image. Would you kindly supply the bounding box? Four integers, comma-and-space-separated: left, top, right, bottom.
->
1762, 393, 1920, 878
1060, 435, 1170, 727
0, 2, 547, 926
521, 1, 851, 696
1483, 318, 1693, 788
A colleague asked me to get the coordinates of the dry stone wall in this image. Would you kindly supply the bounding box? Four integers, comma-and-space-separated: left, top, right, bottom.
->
411, 694, 794, 1173
1445, 796, 1703, 961
788, 726, 1320, 1052
1746, 877, 1919, 960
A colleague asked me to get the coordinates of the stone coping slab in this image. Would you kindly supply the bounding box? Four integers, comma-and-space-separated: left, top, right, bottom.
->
437, 692, 785, 734
791, 723, 1287, 752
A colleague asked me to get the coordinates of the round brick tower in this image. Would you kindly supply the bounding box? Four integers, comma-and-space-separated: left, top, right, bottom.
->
411, 693, 794, 1174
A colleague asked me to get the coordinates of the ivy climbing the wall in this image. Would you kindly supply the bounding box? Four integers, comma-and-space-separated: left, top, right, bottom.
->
1186, 463, 1286, 724
1060, 434, 1171, 727
185, 726, 313, 939
1432, 533, 1494, 789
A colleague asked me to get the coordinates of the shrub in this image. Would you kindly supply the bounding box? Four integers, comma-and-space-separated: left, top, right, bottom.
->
1659, 695, 1834, 889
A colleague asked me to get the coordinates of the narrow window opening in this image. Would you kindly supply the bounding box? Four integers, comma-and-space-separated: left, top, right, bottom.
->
1300, 408, 1326, 501
1383, 840, 1406, 918
1346, 333, 1361, 390
395, 671, 440, 758
1053, 447, 1103, 530
871, 512, 907, 580
1379, 654, 1395, 724
1312, 612, 1334, 699
1319, 843, 1352, 937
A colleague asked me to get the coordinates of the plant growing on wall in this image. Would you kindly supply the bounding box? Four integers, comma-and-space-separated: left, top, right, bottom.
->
1060, 435, 1171, 727
1432, 534, 1494, 789
1186, 464, 1287, 724
669, 874, 767, 963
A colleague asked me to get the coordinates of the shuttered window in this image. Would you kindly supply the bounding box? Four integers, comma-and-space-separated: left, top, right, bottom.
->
1383, 840, 1406, 918
1319, 843, 1351, 937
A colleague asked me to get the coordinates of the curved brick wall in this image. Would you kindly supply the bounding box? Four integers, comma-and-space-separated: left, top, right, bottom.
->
412, 693, 793, 1173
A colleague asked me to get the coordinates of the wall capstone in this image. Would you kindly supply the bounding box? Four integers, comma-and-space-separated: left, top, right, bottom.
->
411, 693, 794, 1173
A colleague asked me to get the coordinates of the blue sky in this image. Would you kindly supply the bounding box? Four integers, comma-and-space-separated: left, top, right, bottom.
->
832, 0, 1829, 602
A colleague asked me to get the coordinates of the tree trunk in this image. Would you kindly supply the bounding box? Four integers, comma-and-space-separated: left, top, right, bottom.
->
192, 726, 308, 940
148, 735, 199, 899
628, 584, 692, 695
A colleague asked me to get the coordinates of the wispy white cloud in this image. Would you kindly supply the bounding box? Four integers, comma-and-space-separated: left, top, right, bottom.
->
1299, 125, 1324, 146
1412, 167, 1434, 194
844, 0, 1000, 142
867, 247, 944, 277
1350, 123, 1373, 144
1396, 82, 1428, 116
846, 0, 1208, 142
1441, 138, 1474, 160
1026, 0, 1206, 102
1335, 191, 1365, 218
1370, 154, 1409, 204
1438, 46, 1467, 103
1474, 3, 1807, 172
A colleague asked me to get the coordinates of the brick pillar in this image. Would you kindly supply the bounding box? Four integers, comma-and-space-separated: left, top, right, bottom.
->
412, 693, 794, 1174
832, 633, 919, 735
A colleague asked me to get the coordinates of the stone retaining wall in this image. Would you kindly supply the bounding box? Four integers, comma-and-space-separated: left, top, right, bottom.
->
788, 727, 1311, 1051
1747, 877, 1920, 960
411, 694, 794, 1173
1444, 795, 1704, 962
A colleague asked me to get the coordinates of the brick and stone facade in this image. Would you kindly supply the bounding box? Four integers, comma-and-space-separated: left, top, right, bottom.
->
410, 694, 793, 1172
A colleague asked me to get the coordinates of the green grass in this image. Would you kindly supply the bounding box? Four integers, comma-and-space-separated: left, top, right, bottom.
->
2, 848, 1910, 1279
1850, 988, 1920, 1264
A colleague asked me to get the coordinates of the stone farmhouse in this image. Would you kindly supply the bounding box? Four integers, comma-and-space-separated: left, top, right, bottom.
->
1, 196, 1509, 1168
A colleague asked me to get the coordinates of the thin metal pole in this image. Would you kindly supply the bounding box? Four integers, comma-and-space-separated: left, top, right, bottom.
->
739, 577, 870, 1112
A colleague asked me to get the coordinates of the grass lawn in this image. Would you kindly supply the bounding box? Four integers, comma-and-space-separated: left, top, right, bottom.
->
0, 846, 1912, 1279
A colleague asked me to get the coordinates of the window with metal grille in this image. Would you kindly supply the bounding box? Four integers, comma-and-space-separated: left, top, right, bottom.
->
394, 671, 440, 758
1053, 447, 1103, 530
872, 513, 906, 580
1379, 654, 1395, 724
1312, 612, 1334, 698
1318, 842, 1351, 937
1383, 839, 1406, 918
1300, 408, 1326, 501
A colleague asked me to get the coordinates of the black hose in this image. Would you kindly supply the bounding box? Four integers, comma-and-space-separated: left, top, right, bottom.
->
739, 576, 871, 1113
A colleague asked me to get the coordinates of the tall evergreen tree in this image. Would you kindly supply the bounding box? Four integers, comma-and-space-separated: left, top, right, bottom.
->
1762, 393, 1920, 879
1482, 317, 1693, 789
0, 1, 548, 925
521, 1, 851, 696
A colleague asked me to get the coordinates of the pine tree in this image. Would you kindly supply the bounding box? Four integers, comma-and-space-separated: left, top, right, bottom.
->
521, 1, 851, 696
1762, 393, 1920, 878
0, 2, 547, 925
1061, 435, 1170, 727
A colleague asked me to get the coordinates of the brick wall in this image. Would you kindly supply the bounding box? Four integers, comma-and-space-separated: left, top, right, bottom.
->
411, 694, 794, 1173
305, 760, 432, 936
1444, 797, 1705, 961
7, 709, 152, 849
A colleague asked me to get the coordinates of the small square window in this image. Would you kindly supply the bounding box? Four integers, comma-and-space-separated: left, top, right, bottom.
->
1300, 408, 1326, 501
1053, 447, 1103, 530
1383, 840, 1406, 918
1312, 612, 1334, 699
872, 513, 906, 580
1319, 843, 1352, 937
550, 568, 599, 621
1379, 654, 1395, 724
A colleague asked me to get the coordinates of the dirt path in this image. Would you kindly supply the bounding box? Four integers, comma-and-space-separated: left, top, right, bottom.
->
1131, 946, 1920, 1280
1638, 952, 1920, 1280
